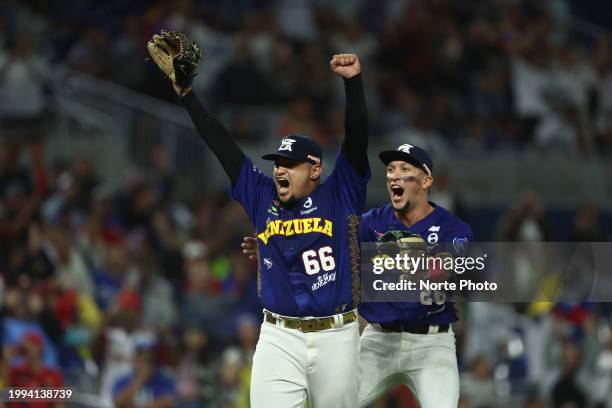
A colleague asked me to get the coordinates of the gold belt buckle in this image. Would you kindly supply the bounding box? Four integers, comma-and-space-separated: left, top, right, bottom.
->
267, 310, 355, 333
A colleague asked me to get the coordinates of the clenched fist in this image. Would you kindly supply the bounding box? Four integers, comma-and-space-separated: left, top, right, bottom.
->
330, 54, 361, 79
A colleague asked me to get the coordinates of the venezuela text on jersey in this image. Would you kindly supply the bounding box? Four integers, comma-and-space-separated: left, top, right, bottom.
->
258, 218, 333, 244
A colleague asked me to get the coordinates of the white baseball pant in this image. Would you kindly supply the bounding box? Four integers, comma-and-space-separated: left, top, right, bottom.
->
250, 314, 360, 408
359, 323, 459, 408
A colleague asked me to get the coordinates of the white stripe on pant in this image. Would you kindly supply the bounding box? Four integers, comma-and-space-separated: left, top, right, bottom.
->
250, 317, 360, 408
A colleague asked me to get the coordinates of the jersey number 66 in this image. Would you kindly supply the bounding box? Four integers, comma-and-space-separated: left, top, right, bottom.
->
302, 246, 336, 275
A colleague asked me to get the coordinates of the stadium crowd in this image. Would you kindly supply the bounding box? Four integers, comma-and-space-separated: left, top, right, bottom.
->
0, 0, 611, 407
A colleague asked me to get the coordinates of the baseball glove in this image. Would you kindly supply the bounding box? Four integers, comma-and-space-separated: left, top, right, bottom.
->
377, 230, 455, 281
376, 230, 429, 280
147, 30, 202, 88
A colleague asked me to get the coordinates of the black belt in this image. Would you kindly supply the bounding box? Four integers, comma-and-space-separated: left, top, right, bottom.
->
378, 322, 450, 334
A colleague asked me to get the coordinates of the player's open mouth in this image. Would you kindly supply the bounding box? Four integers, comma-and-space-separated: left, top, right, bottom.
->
276, 178, 290, 195
390, 185, 404, 199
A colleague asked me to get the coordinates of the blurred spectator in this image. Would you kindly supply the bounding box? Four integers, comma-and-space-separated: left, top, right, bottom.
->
133, 243, 177, 331
66, 28, 110, 78
93, 237, 136, 311
428, 165, 465, 218
175, 326, 214, 407
387, 108, 450, 161
236, 314, 258, 359
274, 0, 319, 43
534, 94, 590, 153
98, 293, 154, 406
74, 185, 119, 271
240, 11, 276, 73
524, 392, 546, 408
42, 172, 86, 229
2, 287, 59, 367
0, 35, 49, 141
508, 29, 555, 141
45, 226, 94, 297
8, 331, 64, 408
275, 97, 325, 145
181, 241, 237, 346
571, 203, 606, 242
460, 355, 497, 408
214, 347, 247, 408
330, 17, 378, 66
550, 46, 597, 119
51, 286, 102, 388
550, 341, 588, 408
298, 43, 336, 112
168, 8, 236, 98
222, 251, 260, 317
261, 37, 300, 104
592, 333, 612, 406
0, 142, 39, 274
214, 38, 266, 106
111, 16, 148, 90
112, 339, 176, 408
498, 192, 552, 242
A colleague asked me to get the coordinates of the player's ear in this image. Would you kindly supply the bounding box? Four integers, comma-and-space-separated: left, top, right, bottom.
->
310, 163, 321, 181
422, 175, 433, 190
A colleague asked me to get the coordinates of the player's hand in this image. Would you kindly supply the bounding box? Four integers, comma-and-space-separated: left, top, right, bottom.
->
241, 236, 259, 261
330, 54, 361, 79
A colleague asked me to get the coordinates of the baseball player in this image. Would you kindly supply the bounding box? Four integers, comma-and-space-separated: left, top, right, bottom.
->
243, 143, 472, 407
147, 31, 370, 408
357, 143, 472, 407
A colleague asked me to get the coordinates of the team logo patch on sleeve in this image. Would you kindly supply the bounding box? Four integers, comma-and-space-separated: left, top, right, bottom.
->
452, 237, 469, 255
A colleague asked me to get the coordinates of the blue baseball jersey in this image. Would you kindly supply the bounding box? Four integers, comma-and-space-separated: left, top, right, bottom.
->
231, 151, 370, 317
359, 203, 473, 325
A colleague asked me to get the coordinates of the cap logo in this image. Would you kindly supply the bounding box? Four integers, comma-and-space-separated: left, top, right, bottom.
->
279, 138, 296, 152
397, 144, 414, 154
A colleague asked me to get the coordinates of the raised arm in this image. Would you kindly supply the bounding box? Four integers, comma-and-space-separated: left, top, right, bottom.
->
147, 30, 245, 184
330, 54, 369, 177
177, 86, 245, 184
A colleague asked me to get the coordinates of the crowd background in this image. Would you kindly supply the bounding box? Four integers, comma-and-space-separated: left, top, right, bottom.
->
0, 0, 611, 407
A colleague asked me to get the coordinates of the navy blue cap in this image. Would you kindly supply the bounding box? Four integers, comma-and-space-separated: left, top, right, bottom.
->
262, 134, 322, 165
379, 144, 433, 176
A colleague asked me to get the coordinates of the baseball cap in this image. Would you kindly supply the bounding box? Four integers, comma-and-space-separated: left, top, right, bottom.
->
262, 134, 322, 165
379, 143, 433, 176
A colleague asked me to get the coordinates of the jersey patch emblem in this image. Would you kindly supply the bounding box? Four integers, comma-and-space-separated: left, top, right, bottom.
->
268, 204, 279, 216
452, 237, 469, 255
263, 258, 273, 269
300, 197, 318, 215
